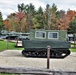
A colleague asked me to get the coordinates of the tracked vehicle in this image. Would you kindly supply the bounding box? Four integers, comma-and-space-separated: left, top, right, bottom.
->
22, 30, 71, 58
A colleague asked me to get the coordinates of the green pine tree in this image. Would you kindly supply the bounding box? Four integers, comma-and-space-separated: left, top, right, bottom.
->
0, 12, 4, 34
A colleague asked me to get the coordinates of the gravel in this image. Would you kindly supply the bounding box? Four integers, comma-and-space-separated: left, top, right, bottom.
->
0, 50, 76, 72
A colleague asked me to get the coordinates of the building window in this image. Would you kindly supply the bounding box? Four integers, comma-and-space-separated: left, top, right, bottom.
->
35, 31, 46, 39
48, 32, 59, 39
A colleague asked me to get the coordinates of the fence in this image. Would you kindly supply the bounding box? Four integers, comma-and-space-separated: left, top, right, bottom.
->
0, 66, 76, 75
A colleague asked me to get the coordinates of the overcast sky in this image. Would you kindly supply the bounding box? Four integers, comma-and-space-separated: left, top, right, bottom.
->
0, 0, 76, 20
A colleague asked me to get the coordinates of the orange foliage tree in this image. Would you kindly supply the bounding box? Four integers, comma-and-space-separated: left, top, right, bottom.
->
58, 10, 76, 30
4, 19, 10, 31
16, 12, 27, 32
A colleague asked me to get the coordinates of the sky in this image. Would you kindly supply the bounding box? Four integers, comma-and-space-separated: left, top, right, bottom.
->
0, 0, 76, 20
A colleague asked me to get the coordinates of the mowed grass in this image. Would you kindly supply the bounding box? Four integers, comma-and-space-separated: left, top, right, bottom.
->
70, 48, 76, 52
0, 40, 23, 51
70, 43, 76, 52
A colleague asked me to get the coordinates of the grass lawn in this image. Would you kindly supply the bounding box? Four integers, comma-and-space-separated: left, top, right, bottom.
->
70, 43, 76, 52
70, 48, 76, 52
0, 40, 23, 51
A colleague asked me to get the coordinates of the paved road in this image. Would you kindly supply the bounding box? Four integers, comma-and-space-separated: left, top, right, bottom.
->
0, 50, 76, 72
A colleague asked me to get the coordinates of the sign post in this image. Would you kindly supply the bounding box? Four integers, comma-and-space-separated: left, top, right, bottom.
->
47, 46, 51, 69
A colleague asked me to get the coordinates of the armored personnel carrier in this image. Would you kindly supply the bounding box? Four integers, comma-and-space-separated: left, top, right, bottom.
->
22, 30, 71, 58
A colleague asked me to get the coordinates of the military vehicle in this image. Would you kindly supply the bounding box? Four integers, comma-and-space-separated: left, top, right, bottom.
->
22, 30, 71, 58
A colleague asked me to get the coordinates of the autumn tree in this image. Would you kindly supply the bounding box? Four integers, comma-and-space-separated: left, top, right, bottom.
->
4, 3, 76, 32
57, 14, 69, 30
58, 10, 76, 30
56, 10, 65, 19
6, 12, 26, 32
67, 10, 76, 22
4, 19, 10, 31
7, 13, 18, 32
16, 12, 26, 32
